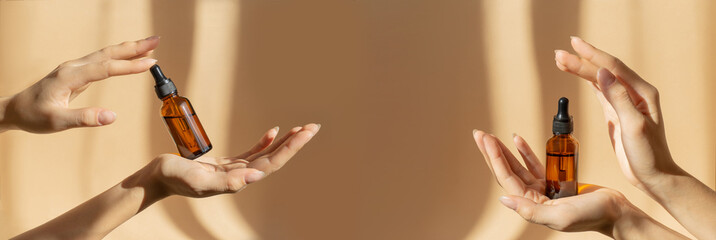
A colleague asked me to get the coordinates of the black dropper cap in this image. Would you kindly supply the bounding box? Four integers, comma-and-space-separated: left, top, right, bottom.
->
552, 97, 573, 135
150, 64, 177, 99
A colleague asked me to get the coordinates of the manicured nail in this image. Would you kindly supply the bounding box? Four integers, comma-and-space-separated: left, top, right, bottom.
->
499, 196, 517, 210
597, 68, 616, 86
554, 49, 567, 58
245, 171, 266, 184
145, 35, 160, 40
98, 111, 117, 125
141, 58, 158, 65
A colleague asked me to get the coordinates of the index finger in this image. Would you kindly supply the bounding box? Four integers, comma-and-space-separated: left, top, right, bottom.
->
569, 36, 650, 90
73, 36, 161, 65
483, 135, 528, 196
554, 49, 599, 83
513, 134, 545, 179
64, 58, 157, 88
248, 123, 320, 174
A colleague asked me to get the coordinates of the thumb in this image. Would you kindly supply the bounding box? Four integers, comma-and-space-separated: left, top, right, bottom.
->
499, 195, 560, 226
62, 107, 117, 128
216, 169, 266, 193
596, 68, 642, 124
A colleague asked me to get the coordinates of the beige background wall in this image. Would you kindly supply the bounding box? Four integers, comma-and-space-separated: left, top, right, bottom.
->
0, 0, 714, 239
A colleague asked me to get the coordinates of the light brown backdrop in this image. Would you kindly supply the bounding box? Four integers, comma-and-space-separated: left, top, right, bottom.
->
0, 0, 714, 239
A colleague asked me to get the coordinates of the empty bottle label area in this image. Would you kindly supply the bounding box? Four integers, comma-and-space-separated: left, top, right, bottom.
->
546, 153, 577, 199
163, 113, 210, 157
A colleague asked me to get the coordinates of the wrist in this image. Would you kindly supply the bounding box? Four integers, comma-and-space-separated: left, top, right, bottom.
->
610, 201, 644, 239
640, 164, 690, 196
610, 199, 688, 240
124, 160, 170, 211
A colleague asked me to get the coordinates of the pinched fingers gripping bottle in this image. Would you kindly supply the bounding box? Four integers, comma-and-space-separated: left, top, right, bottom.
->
150, 65, 212, 159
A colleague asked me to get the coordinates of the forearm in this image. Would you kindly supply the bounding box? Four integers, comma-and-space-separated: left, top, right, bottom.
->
611, 201, 689, 240
12, 162, 167, 240
643, 171, 716, 239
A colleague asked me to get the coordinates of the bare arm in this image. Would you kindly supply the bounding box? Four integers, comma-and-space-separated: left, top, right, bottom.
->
12, 163, 164, 240
13, 124, 320, 240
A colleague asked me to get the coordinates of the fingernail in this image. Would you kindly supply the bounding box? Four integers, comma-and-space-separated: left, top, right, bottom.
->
273, 126, 280, 131
141, 58, 158, 65
472, 129, 478, 136
245, 171, 266, 184
98, 111, 116, 125
499, 196, 517, 210
145, 35, 160, 40
512, 133, 517, 139
570, 36, 580, 41
554, 49, 566, 58
316, 124, 322, 130
597, 68, 616, 86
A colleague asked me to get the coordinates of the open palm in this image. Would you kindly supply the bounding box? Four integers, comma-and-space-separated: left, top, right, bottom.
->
154, 123, 320, 198
473, 130, 624, 234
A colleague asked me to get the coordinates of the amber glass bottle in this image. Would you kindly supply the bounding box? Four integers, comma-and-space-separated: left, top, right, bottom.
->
545, 97, 579, 199
150, 65, 212, 159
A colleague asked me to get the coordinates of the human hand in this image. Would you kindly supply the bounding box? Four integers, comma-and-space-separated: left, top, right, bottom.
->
10, 124, 320, 240
554, 37, 680, 191
473, 130, 623, 234
147, 124, 320, 199
0, 36, 160, 133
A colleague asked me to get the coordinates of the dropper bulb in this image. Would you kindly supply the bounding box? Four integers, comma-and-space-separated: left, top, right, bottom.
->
150, 64, 167, 83
552, 97, 574, 134
150, 64, 177, 99
556, 97, 570, 120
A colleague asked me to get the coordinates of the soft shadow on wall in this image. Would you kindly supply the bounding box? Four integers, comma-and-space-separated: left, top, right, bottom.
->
518, 1, 581, 239
149, 1, 220, 240
707, 1, 716, 188
232, 0, 491, 239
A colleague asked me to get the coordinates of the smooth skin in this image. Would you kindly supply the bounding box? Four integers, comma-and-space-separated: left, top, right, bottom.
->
556, 36, 716, 239
0, 36, 160, 133
473, 131, 687, 239
2, 38, 322, 239
13, 124, 320, 240
474, 36, 715, 239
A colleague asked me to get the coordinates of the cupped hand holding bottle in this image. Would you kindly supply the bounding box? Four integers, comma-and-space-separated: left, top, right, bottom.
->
0, 36, 160, 133
554, 37, 716, 239
472, 130, 687, 239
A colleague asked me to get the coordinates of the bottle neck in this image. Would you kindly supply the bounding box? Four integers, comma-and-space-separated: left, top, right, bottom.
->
160, 92, 178, 101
